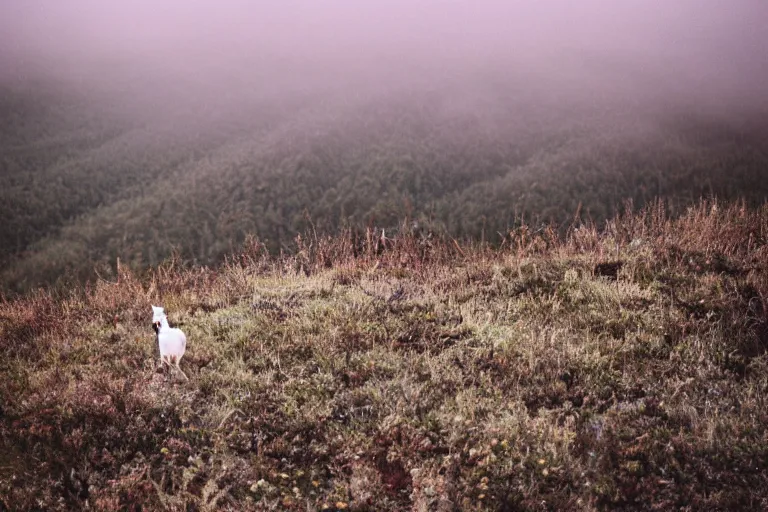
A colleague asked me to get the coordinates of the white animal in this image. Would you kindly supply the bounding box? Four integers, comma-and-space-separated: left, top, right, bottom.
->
152, 305, 188, 381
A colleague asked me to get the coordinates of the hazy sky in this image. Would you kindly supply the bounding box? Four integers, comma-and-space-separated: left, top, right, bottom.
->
1, 1, 767, 113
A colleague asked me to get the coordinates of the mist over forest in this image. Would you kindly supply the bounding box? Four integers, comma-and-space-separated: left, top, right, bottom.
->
1, 0, 768, 293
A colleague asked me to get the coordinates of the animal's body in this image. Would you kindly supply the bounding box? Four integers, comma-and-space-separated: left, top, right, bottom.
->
152, 305, 188, 381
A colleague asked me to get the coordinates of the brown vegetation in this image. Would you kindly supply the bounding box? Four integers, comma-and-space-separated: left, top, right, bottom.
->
2, 200, 768, 510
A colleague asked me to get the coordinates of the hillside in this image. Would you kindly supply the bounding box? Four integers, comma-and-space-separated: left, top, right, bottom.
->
2, 81, 768, 294
2, 201, 767, 510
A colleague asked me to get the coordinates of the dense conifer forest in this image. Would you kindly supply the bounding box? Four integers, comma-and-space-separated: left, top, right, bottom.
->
2, 80, 767, 294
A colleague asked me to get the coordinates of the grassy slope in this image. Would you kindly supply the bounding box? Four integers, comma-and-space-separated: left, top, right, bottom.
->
2, 201, 768, 511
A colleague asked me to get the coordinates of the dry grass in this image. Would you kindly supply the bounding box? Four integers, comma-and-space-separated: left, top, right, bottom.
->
2, 200, 768, 511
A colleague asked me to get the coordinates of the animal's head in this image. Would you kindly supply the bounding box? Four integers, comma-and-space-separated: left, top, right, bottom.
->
151, 305, 166, 333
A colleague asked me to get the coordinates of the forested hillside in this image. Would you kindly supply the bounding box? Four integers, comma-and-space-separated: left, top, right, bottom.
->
2, 80, 768, 294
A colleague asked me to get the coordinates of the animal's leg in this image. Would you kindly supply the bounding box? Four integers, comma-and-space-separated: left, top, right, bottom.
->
175, 363, 189, 382
159, 357, 170, 380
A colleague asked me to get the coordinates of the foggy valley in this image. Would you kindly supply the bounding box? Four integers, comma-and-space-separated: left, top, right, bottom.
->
7, 3, 768, 510
1, 0, 767, 291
